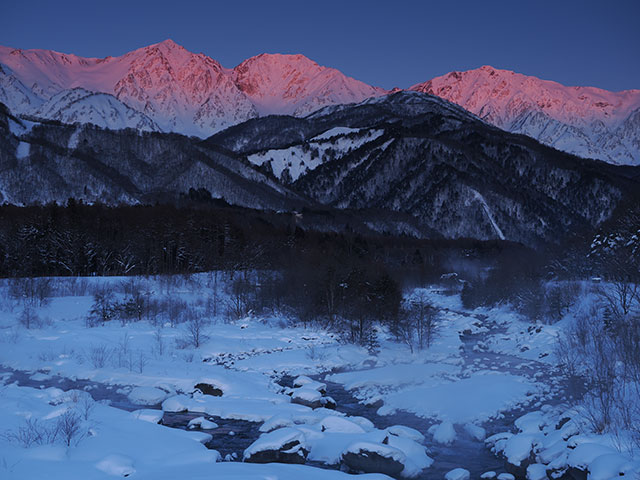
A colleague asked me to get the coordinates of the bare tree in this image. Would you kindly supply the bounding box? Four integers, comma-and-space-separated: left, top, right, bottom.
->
57, 410, 82, 447
181, 315, 209, 348
410, 292, 439, 349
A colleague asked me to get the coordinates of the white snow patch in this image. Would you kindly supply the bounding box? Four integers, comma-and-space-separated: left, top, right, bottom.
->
130, 409, 163, 424
445, 467, 470, 480
95, 454, 135, 477
430, 421, 456, 445
188, 416, 219, 430
128, 386, 168, 406
470, 188, 505, 240
16, 141, 30, 159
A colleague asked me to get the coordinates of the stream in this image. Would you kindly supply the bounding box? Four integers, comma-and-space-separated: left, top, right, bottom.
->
0, 309, 583, 478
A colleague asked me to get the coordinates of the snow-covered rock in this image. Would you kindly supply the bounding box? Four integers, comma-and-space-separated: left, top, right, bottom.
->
463, 423, 486, 441
127, 386, 169, 406
445, 467, 470, 480
385, 425, 425, 443
341, 441, 406, 476
430, 421, 456, 445
243, 428, 308, 464
526, 463, 548, 480
130, 409, 163, 424
188, 416, 219, 430
319, 416, 366, 434
290, 388, 336, 409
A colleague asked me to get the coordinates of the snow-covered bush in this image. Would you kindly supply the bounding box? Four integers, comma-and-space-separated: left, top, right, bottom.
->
2, 418, 59, 447
57, 410, 82, 447
556, 300, 640, 449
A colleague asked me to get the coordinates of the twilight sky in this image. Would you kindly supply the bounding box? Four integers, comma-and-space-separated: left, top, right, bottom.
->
1, 0, 638, 91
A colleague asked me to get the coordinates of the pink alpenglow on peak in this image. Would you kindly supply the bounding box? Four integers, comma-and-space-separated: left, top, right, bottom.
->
1, 41, 639, 164
232, 53, 387, 116
410, 66, 640, 165
0, 40, 386, 138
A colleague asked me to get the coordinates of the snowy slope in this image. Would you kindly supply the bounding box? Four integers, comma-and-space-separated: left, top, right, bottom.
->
2, 41, 638, 163
0, 63, 43, 113
33, 88, 159, 131
233, 53, 386, 116
247, 127, 383, 182
410, 66, 640, 165
0, 41, 386, 137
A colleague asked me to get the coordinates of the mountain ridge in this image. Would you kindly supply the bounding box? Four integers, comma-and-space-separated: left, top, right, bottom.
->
4, 92, 638, 247
1, 40, 638, 164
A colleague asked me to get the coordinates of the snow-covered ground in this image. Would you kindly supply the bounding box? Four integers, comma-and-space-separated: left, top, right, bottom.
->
1, 275, 638, 479
247, 128, 383, 181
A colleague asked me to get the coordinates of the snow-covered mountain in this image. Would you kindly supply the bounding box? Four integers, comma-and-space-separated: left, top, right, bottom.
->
2, 41, 639, 164
33, 88, 159, 131
0, 40, 386, 137
0, 63, 43, 113
410, 66, 640, 165
233, 53, 385, 116
210, 91, 639, 245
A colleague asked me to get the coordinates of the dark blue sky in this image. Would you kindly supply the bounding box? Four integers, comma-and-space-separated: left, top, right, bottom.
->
1, 0, 638, 91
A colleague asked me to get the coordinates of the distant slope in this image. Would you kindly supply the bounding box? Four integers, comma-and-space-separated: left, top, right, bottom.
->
0, 102, 304, 209
216, 92, 639, 245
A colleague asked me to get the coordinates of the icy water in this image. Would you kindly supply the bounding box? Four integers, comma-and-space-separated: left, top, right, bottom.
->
0, 367, 139, 410
0, 366, 262, 461
0, 309, 581, 479
307, 311, 579, 479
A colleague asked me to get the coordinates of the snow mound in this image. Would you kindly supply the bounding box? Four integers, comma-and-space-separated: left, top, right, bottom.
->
445, 467, 470, 480
128, 386, 168, 406
130, 409, 163, 424
463, 423, 486, 441
188, 416, 219, 430
386, 425, 425, 443
95, 454, 135, 477
319, 416, 366, 434
430, 421, 456, 445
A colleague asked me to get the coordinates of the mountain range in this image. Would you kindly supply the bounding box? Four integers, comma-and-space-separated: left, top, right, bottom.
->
1, 40, 639, 165
2, 91, 638, 246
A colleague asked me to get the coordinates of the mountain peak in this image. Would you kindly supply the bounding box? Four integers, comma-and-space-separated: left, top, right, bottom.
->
152, 38, 183, 51
410, 66, 640, 165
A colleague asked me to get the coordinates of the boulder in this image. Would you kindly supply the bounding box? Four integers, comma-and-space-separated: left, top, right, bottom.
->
341, 441, 406, 476
243, 428, 308, 465
194, 382, 223, 396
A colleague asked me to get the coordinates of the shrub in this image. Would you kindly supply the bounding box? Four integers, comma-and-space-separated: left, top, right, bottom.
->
86, 288, 117, 327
